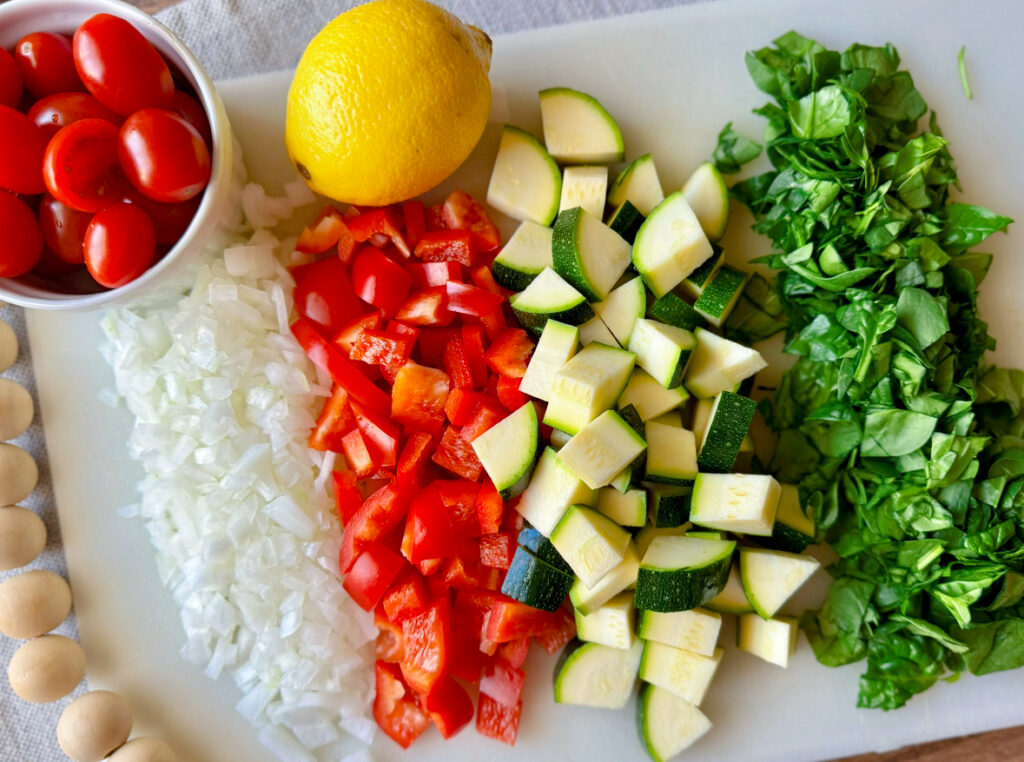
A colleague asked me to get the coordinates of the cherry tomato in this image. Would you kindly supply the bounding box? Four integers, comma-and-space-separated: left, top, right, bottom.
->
0, 48, 22, 108
123, 188, 200, 245
0, 105, 48, 195
0, 191, 44, 277
14, 33, 84, 99
73, 14, 173, 116
83, 202, 155, 288
118, 108, 211, 203
33, 245, 81, 277
28, 92, 121, 138
170, 89, 212, 146
38, 194, 92, 264
43, 118, 127, 213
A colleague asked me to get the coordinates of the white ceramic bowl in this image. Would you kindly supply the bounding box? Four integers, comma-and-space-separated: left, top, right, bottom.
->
0, 0, 234, 310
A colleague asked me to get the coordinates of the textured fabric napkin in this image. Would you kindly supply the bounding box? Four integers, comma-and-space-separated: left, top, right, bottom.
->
0, 1, 702, 759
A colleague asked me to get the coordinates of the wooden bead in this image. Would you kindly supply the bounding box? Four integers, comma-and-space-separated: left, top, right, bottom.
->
0, 443, 38, 505
0, 378, 33, 440
0, 505, 46, 571
8, 634, 85, 703
57, 690, 133, 762
0, 320, 16, 373
110, 738, 178, 762
0, 569, 71, 638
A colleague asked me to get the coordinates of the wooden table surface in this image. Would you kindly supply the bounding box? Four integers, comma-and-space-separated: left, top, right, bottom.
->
124, 0, 1020, 760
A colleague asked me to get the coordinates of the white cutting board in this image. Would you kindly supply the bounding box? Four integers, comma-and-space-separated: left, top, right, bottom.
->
27, 1, 1024, 760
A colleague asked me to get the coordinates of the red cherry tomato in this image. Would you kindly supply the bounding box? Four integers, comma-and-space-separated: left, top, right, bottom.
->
123, 189, 200, 245
0, 105, 48, 195
33, 246, 81, 277
38, 194, 92, 264
170, 89, 212, 146
118, 108, 211, 203
43, 118, 127, 213
83, 202, 155, 288
14, 33, 84, 99
73, 14, 173, 116
28, 92, 121, 138
0, 191, 44, 277
0, 48, 22, 108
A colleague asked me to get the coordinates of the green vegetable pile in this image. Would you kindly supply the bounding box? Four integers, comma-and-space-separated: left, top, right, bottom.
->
717, 31, 1022, 710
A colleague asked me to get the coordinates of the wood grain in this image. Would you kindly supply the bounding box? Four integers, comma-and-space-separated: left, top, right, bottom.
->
116, 0, 1023, 760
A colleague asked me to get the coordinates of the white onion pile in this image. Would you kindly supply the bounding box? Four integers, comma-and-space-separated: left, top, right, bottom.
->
101, 167, 377, 761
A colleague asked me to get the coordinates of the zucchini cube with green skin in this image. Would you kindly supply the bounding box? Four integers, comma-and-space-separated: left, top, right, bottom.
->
628, 319, 696, 389
644, 422, 698, 486
544, 342, 636, 436
738, 614, 798, 667
596, 487, 647, 527
649, 291, 704, 332
680, 245, 724, 299
554, 639, 642, 709
692, 397, 714, 450
607, 200, 644, 244
519, 320, 579, 402
578, 316, 618, 347
633, 523, 689, 561
501, 545, 574, 611
691, 473, 781, 536
516, 447, 597, 537
649, 410, 682, 428
635, 535, 735, 612
574, 591, 636, 650
539, 87, 625, 164
491, 219, 554, 292
684, 327, 767, 399
487, 125, 562, 227
558, 165, 607, 220
471, 402, 538, 499
759, 484, 817, 553
704, 562, 754, 615
552, 207, 632, 301
550, 505, 632, 588
647, 483, 692, 527
517, 526, 573, 575
609, 153, 664, 216
558, 410, 647, 490
681, 162, 729, 241
696, 391, 757, 474
632, 192, 714, 298
570, 540, 640, 615
739, 547, 821, 620
617, 367, 688, 422
594, 276, 646, 346
693, 265, 747, 327
510, 267, 594, 335
639, 641, 724, 705
638, 607, 722, 657
637, 685, 712, 762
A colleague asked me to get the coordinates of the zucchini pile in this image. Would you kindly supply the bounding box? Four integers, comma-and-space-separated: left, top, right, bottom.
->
482, 88, 824, 761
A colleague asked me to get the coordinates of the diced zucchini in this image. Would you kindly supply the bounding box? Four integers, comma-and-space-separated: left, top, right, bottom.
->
471, 402, 538, 498
617, 367, 688, 422
739, 547, 821, 620
510, 267, 594, 335
650, 410, 682, 428
607, 200, 644, 244
539, 87, 625, 164
637, 685, 712, 762
517, 526, 574, 576
549, 428, 572, 450
649, 292, 703, 332
574, 591, 636, 649
558, 165, 608, 220
487, 125, 562, 226
760, 484, 817, 553
704, 562, 754, 615
684, 327, 767, 399
491, 220, 554, 292
516, 447, 597, 536
596, 487, 647, 527
693, 265, 747, 327
608, 153, 664, 216
634, 523, 690, 558
638, 608, 722, 657
551, 505, 632, 588
691, 473, 781, 537
632, 192, 714, 298
558, 410, 647, 490
627, 319, 696, 389
647, 484, 692, 528
681, 162, 729, 241
635, 536, 735, 612
519, 320, 579, 402
554, 639, 642, 708
685, 531, 724, 540
578, 316, 618, 347
552, 207, 632, 301
501, 545, 574, 611
609, 404, 646, 493
593, 276, 646, 346
696, 391, 757, 474
639, 642, 723, 705
545, 342, 636, 435
738, 614, 799, 667
570, 540, 640, 615
680, 246, 724, 299
692, 397, 714, 450
644, 422, 698, 486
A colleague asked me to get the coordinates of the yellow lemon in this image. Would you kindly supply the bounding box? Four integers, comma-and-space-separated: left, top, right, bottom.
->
286, 0, 492, 206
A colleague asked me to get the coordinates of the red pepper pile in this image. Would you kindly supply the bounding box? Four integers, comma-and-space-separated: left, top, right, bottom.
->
289, 190, 576, 749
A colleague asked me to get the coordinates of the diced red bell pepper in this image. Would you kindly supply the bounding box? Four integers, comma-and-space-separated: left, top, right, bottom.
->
341, 428, 377, 477
470, 262, 506, 296
476, 694, 522, 746
417, 327, 458, 367
417, 557, 443, 576
496, 374, 530, 412
414, 230, 476, 266
386, 320, 420, 344
445, 281, 504, 317
442, 541, 492, 591
382, 568, 430, 623
435, 479, 482, 540
501, 500, 526, 534
534, 604, 577, 654
485, 328, 534, 379
333, 312, 382, 354
442, 190, 501, 253
338, 224, 358, 264
484, 599, 567, 643
347, 206, 411, 258
476, 479, 504, 535
397, 430, 435, 489
432, 425, 482, 481
308, 385, 356, 451
332, 470, 362, 526
448, 589, 499, 681
391, 363, 450, 434
339, 483, 412, 573
343, 541, 407, 610
443, 389, 503, 426
426, 204, 448, 232
296, 206, 348, 254
375, 612, 405, 662
400, 598, 451, 695
351, 400, 400, 467
350, 329, 412, 383
479, 308, 508, 341
401, 487, 455, 563
461, 324, 488, 385
480, 657, 526, 708
408, 261, 463, 290
291, 258, 364, 335
496, 637, 530, 669
479, 532, 516, 569
442, 335, 475, 390
351, 247, 413, 317
462, 403, 506, 443
402, 201, 426, 250
426, 568, 451, 600
396, 287, 453, 326
374, 661, 430, 749
422, 675, 474, 739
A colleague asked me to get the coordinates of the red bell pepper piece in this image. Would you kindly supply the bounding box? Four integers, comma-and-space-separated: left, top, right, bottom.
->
476, 479, 504, 535
347, 206, 411, 258
408, 261, 463, 290
375, 612, 405, 662
479, 532, 516, 569
332, 470, 362, 526
432, 425, 483, 481
442, 190, 501, 253
480, 657, 526, 708
417, 557, 443, 577
350, 329, 412, 383
448, 589, 499, 681
435, 479, 482, 540
351, 247, 413, 316
373, 661, 430, 749
534, 604, 577, 654
496, 374, 530, 412
445, 281, 504, 317
470, 261, 506, 296
414, 230, 476, 266
422, 675, 474, 739
391, 363, 450, 434
485, 328, 534, 379
333, 312, 382, 354
402, 200, 426, 250
484, 599, 567, 643
443, 389, 503, 426
350, 400, 400, 467
442, 335, 475, 390
400, 598, 451, 695
426, 203, 448, 232
496, 637, 530, 669
339, 483, 412, 573
395, 287, 453, 326
385, 319, 420, 346
401, 487, 455, 563
462, 403, 505, 443
341, 428, 377, 477
382, 568, 430, 623
461, 324, 488, 386
296, 206, 348, 254
479, 306, 508, 340
343, 541, 407, 610
476, 695, 522, 746
442, 541, 492, 591
291, 257, 364, 335
307, 385, 356, 451
416, 327, 458, 367
501, 500, 525, 534
396, 431, 434, 489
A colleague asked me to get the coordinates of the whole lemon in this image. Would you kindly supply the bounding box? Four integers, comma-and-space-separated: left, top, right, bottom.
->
286, 0, 492, 206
